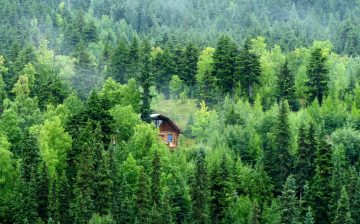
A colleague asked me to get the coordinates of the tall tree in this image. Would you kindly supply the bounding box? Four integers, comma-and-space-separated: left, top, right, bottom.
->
237, 39, 261, 101
212, 35, 238, 94
311, 137, 332, 224
277, 61, 299, 111
296, 123, 317, 196
138, 40, 153, 123
333, 187, 354, 224
135, 167, 151, 224
266, 101, 293, 193
191, 150, 210, 224
180, 43, 199, 87
306, 48, 329, 105
279, 175, 299, 224
109, 39, 129, 83
210, 154, 233, 224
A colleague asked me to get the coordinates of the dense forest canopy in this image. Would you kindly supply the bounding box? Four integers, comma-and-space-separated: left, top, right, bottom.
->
2, 0, 360, 224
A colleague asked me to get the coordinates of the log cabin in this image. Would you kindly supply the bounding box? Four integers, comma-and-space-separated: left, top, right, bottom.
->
150, 114, 182, 148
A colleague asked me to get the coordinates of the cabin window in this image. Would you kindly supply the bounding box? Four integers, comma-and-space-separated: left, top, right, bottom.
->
167, 134, 173, 143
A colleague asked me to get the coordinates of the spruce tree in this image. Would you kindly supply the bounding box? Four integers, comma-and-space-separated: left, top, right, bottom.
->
151, 150, 161, 207
191, 150, 209, 224
135, 167, 151, 224
37, 161, 49, 222
210, 154, 233, 224
22, 171, 39, 223
351, 175, 360, 223
237, 39, 261, 101
266, 101, 293, 193
160, 186, 174, 224
311, 137, 332, 224
109, 38, 129, 83
333, 187, 354, 224
306, 48, 329, 105
277, 61, 299, 111
279, 175, 299, 224
304, 207, 314, 224
138, 39, 153, 123
296, 123, 317, 196
59, 171, 71, 224
212, 35, 238, 94
180, 43, 199, 87
93, 150, 113, 215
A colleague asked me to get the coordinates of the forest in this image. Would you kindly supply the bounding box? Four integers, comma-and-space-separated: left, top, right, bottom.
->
1, 0, 360, 224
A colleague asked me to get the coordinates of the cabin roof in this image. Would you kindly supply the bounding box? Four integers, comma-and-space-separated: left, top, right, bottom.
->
150, 113, 182, 133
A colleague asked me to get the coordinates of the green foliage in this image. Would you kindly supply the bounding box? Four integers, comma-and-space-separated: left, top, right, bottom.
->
333, 187, 354, 224
279, 175, 299, 224
306, 48, 329, 105
212, 35, 238, 94
237, 39, 262, 101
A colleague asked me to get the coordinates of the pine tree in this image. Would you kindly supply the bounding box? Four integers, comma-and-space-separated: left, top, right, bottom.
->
306, 48, 329, 105
277, 61, 299, 111
333, 187, 354, 224
93, 150, 113, 215
296, 123, 317, 196
304, 207, 314, 224
210, 154, 233, 224
135, 167, 150, 224
180, 43, 199, 87
37, 161, 49, 222
110, 38, 129, 83
212, 35, 238, 94
22, 171, 39, 223
48, 178, 60, 223
310, 137, 332, 224
20, 133, 40, 182
266, 101, 293, 193
59, 171, 71, 224
237, 39, 261, 101
138, 39, 153, 123
151, 150, 161, 206
191, 150, 209, 224
279, 175, 299, 224
351, 175, 360, 223
160, 186, 174, 224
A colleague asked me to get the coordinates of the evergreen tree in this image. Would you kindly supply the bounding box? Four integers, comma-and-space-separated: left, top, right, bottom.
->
304, 207, 314, 224
333, 187, 354, 224
48, 178, 60, 223
277, 61, 299, 111
151, 150, 161, 206
93, 150, 113, 215
135, 167, 151, 224
180, 43, 199, 87
212, 35, 238, 94
191, 149, 209, 224
306, 48, 329, 105
59, 171, 71, 224
37, 161, 49, 222
138, 40, 153, 123
296, 123, 317, 196
160, 186, 174, 224
237, 39, 262, 101
351, 175, 360, 224
266, 101, 293, 193
110, 39, 129, 83
311, 137, 332, 224
279, 175, 299, 224
210, 154, 233, 224
20, 133, 40, 182
22, 171, 39, 223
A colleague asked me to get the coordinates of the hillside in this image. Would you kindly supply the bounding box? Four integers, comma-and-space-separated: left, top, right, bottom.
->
1, 1, 360, 224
